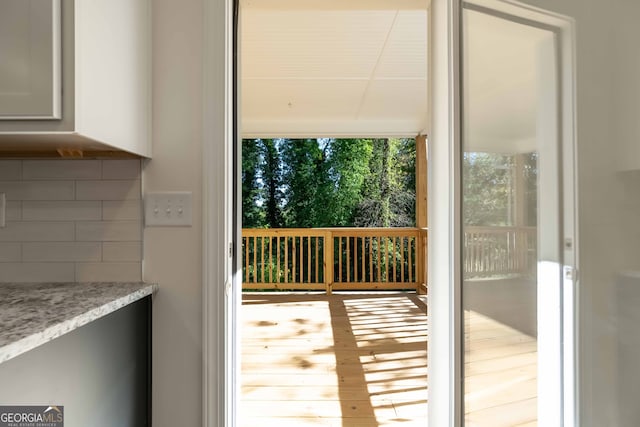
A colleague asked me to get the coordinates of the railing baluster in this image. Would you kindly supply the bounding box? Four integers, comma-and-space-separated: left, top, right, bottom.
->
346, 236, 351, 283
307, 236, 311, 284
252, 236, 257, 283
284, 237, 289, 284
315, 237, 319, 283
354, 237, 359, 283
260, 237, 265, 283
244, 236, 249, 283
276, 236, 280, 283
393, 236, 397, 283
383, 236, 389, 282
401, 237, 405, 283
300, 236, 304, 285
407, 239, 419, 283
268, 236, 271, 282
361, 237, 365, 283
292, 237, 297, 284
376, 236, 381, 283
338, 237, 343, 283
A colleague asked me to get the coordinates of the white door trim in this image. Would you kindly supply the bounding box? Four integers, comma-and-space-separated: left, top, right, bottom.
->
202, 0, 236, 426
428, 0, 463, 426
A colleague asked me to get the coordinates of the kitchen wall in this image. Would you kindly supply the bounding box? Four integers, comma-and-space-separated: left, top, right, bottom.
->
144, 0, 204, 425
0, 159, 142, 282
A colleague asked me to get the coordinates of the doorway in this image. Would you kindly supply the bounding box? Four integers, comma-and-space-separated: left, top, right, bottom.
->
202, 0, 577, 426
237, 1, 430, 425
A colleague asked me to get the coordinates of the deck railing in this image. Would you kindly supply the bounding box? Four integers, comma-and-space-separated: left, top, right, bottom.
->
242, 228, 428, 293
463, 226, 536, 279
242, 225, 535, 292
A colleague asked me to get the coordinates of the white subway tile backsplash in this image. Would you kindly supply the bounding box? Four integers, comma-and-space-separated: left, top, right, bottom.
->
23, 201, 102, 221
0, 222, 75, 242
6, 201, 21, 221
76, 181, 141, 201
0, 181, 75, 201
23, 160, 102, 180
0, 161, 21, 180
102, 242, 142, 262
23, 242, 102, 262
102, 160, 141, 180
0, 243, 21, 262
76, 221, 141, 242
102, 200, 142, 220
75, 262, 141, 282
0, 263, 75, 282
0, 160, 143, 282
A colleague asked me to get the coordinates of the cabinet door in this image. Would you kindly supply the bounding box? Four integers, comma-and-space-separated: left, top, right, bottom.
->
0, 0, 61, 119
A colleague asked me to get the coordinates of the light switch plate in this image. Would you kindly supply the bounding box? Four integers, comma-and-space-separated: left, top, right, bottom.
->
144, 191, 193, 227
0, 193, 5, 228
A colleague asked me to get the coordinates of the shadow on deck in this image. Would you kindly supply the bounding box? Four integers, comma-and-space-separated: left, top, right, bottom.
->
240, 292, 538, 427
241, 292, 429, 427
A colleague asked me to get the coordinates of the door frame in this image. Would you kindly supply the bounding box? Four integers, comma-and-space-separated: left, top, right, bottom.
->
201, 0, 577, 426
202, 0, 237, 426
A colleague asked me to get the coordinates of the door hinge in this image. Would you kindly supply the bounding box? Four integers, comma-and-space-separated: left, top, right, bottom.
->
229, 242, 234, 258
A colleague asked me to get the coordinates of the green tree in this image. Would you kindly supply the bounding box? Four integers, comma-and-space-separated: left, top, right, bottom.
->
260, 139, 283, 227
320, 138, 373, 226
243, 137, 417, 229
242, 138, 264, 227
389, 138, 416, 227
281, 138, 324, 227
354, 138, 415, 227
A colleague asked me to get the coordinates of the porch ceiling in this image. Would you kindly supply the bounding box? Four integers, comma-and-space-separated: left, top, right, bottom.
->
240, 0, 429, 138
240, 0, 547, 152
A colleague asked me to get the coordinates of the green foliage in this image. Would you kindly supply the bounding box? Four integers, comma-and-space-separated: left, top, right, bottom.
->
323, 138, 373, 226
353, 138, 416, 227
241, 138, 264, 227
281, 138, 324, 227
261, 139, 283, 227
242, 138, 417, 228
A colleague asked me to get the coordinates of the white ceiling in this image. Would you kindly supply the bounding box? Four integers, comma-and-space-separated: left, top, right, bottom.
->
240, 1, 553, 148
240, 0, 429, 138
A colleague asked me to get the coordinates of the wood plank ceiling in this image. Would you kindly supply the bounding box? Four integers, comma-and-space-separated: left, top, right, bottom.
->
240, 0, 429, 138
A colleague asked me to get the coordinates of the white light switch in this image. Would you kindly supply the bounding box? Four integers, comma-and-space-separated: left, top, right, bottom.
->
144, 191, 193, 227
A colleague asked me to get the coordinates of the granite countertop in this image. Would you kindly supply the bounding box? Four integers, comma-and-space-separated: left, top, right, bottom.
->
0, 282, 157, 364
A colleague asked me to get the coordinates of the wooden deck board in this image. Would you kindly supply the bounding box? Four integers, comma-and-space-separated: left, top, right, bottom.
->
241, 293, 538, 426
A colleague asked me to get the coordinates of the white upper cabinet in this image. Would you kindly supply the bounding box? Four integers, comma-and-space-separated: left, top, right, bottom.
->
0, 0, 151, 157
0, 0, 61, 119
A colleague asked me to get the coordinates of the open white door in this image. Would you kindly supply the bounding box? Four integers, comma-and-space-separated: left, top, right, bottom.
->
427, 1, 576, 426
459, 1, 577, 426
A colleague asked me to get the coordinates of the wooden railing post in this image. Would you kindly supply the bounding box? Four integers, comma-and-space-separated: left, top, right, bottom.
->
417, 229, 428, 295
324, 231, 333, 295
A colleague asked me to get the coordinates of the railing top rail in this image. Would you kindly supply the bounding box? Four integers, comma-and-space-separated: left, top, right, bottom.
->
328, 228, 421, 237
241, 228, 328, 237
242, 227, 422, 234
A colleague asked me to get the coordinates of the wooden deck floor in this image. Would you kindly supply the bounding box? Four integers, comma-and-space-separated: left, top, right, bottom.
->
464, 311, 537, 427
241, 293, 537, 427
